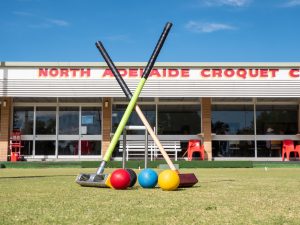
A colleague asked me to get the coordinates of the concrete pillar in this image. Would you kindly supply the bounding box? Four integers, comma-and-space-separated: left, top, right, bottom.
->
101, 97, 112, 158
201, 98, 212, 160
0, 98, 12, 161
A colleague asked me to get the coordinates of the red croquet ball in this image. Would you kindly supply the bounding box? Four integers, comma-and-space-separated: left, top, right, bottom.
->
110, 169, 131, 190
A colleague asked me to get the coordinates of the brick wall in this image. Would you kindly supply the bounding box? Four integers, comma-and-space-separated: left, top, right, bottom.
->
201, 98, 212, 160
101, 98, 112, 158
0, 98, 12, 161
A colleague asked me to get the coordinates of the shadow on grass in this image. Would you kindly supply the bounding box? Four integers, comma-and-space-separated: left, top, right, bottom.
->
0, 175, 75, 179
201, 179, 235, 184
177, 187, 197, 191
129, 186, 197, 191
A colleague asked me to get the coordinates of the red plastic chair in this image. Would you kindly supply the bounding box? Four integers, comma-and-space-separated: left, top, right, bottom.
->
187, 139, 205, 161
81, 141, 92, 155
295, 145, 300, 160
282, 140, 300, 161
9, 129, 23, 161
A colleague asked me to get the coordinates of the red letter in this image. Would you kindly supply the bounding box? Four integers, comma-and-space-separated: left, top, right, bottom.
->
128, 69, 138, 77
249, 69, 259, 77
236, 69, 247, 79
168, 69, 179, 77
102, 69, 114, 77
162, 68, 167, 77
139, 68, 144, 77
260, 69, 268, 77
70, 69, 79, 77
224, 69, 234, 77
118, 69, 127, 77
39, 68, 48, 77
289, 69, 299, 78
49, 68, 59, 77
269, 69, 279, 78
80, 68, 90, 77
200, 69, 210, 77
150, 69, 161, 77
212, 69, 222, 77
60, 69, 69, 77
181, 69, 190, 78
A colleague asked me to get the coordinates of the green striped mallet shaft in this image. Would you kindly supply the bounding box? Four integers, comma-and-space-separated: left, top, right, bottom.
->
103, 78, 146, 162
96, 22, 172, 174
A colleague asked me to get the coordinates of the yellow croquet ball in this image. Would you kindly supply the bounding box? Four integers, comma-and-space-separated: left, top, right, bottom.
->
158, 170, 180, 191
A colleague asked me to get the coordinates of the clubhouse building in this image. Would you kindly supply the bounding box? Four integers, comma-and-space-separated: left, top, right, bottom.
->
1, 62, 300, 161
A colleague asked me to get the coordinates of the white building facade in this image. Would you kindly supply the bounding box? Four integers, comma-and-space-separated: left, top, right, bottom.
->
1, 62, 300, 161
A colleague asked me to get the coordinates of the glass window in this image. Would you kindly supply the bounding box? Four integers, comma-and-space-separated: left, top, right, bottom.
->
212, 98, 252, 103
59, 107, 79, 135
59, 97, 101, 103
256, 105, 298, 135
113, 97, 154, 102
212, 105, 254, 135
35, 141, 55, 155
212, 141, 255, 157
81, 107, 101, 135
13, 107, 34, 134
158, 105, 201, 135
112, 105, 155, 135
257, 140, 282, 157
21, 141, 33, 156
81, 140, 101, 155
58, 140, 78, 155
13, 97, 56, 102
159, 97, 200, 102
257, 98, 297, 103
36, 107, 56, 135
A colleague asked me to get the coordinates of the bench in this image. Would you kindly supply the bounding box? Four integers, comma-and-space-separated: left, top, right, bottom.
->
119, 140, 182, 161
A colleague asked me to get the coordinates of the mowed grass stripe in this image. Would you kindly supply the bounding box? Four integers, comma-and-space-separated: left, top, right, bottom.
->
1, 168, 300, 225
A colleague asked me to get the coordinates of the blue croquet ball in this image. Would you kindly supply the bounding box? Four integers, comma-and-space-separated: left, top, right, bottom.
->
138, 168, 158, 188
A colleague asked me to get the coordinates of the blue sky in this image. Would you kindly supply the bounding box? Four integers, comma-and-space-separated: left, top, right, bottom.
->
1, 0, 300, 62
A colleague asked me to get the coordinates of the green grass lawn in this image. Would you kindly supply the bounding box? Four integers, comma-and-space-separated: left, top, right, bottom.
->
1, 168, 300, 225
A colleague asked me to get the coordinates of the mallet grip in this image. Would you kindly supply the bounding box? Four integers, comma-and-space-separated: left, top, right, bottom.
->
142, 22, 172, 79
96, 41, 133, 98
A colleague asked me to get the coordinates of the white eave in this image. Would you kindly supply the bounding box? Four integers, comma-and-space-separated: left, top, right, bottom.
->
2, 61, 300, 68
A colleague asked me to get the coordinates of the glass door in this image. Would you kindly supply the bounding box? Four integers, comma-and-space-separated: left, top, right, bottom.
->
80, 107, 102, 158
58, 106, 79, 158
35, 106, 57, 158
12, 106, 34, 157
